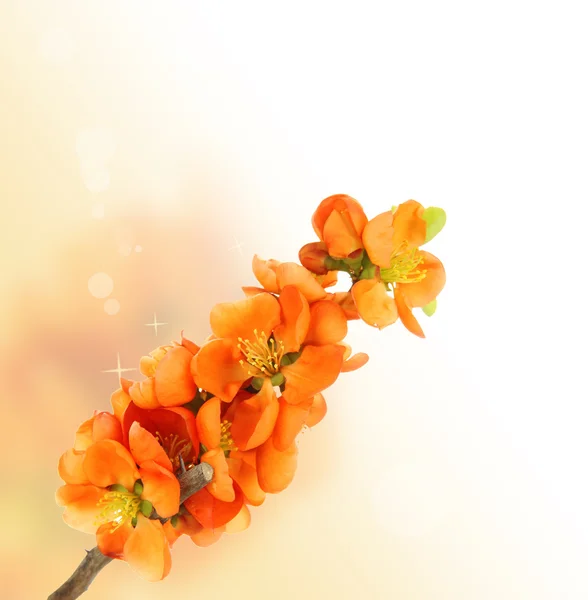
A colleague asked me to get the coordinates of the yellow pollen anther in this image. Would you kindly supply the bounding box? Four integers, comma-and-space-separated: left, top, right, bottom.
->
156, 431, 195, 472
236, 331, 285, 378
219, 420, 238, 452
380, 241, 427, 285
94, 490, 141, 532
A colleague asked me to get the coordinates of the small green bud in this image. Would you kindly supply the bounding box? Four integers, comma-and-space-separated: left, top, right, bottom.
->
133, 481, 144, 496
109, 483, 128, 493
170, 515, 179, 528
422, 299, 437, 317
139, 500, 153, 518
270, 372, 285, 387
251, 377, 265, 390
131, 516, 138, 527
281, 351, 301, 366
423, 207, 446, 243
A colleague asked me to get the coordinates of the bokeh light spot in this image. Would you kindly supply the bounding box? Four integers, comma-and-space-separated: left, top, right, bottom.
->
88, 272, 113, 299
135, 245, 142, 253
104, 299, 120, 315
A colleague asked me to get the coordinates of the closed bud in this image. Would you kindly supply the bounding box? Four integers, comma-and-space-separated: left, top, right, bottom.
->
299, 242, 330, 275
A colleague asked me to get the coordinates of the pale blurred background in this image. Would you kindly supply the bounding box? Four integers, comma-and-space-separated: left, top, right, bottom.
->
1, 1, 587, 598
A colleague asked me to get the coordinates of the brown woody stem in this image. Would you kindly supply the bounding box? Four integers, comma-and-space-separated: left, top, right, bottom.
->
48, 462, 214, 600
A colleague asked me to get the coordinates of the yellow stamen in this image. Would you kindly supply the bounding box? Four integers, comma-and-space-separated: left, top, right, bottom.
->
237, 330, 284, 377
156, 431, 195, 472
380, 242, 427, 284
94, 490, 140, 532
219, 420, 238, 453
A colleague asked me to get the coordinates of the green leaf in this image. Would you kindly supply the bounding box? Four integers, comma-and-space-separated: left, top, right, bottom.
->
422, 299, 437, 317
423, 207, 446, 243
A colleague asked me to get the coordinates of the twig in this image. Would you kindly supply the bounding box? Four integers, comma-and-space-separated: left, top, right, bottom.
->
48, 462, 214, 600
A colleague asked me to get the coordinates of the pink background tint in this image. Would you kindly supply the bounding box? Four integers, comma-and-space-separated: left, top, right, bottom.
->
2, 1, 587, 599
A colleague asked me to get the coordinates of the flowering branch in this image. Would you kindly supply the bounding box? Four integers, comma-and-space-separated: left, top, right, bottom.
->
48, 462, 214, 600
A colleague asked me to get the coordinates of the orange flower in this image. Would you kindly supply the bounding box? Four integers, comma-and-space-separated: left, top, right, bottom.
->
128, 335, 199, 409
56, 422, 180, 581
311, 194, 368, 259
191, 289, 345, 406
352, 200, 446, 336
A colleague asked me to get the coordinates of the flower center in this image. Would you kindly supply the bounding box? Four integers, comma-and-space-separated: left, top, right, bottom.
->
237, 329, 284, 377
156, 431, 195, 472
95, 490, 141, 531
219, 420, 238, 453
380, 242, 427, 285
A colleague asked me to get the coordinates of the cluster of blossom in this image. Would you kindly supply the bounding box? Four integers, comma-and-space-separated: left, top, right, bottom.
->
56, 195, 446, 581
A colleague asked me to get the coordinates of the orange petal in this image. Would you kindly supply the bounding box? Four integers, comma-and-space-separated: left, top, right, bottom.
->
196, 397, 222, 450
273, 396, 312, 451
227, 452, 266, 507
97, 521, 133, 559
92, 412, 123, 444
329, 291, 360, 320
299, 241, 330, 275
252, 254, 280, 293
257, 437, 298, 494
55, 484, 104, 534
110, 381, 133, 422
323, 208, 364, 258
129, 378, 161, 410
139, 460, 180, 518
123, 514, 171, 582
362, 210, 395, 268
201, 448, 235, 502
178, 332, 200, 355
317, 270, 339, 289
73, 416, 95, 452
311, 194, 368, 240
155, 346, 197, 407
273, 285, 310, 353
396, 251, 446, 307
242, 285, 266, 297
276, 263, 328, 302
184, 485, 244, 529
224, 504, 251, 534
231, 379, 279, 451
190, 524, 225, 547
305, 300, 348, 345
128, 422, 173, 471
58, 449, 89, 485
394, 287, 425, 338
391, 199, 427, 249
83, 440, 139, 491
306, 392, 328, 428
210, 292, 281, 342
191, 338, 249, 403
341, 352, 369, 373
351, 279, 398, 329
281, 344, 345, 404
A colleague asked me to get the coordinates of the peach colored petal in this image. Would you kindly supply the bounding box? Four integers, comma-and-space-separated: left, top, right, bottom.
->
391, 199, 427, 249
184, 485, 244, 529
191, 339, 249, 403
276, 263, 328, 302
73, 417, 95, 452
196, 397, 222, 450
155, 346, 197, 407
362, 210, 395, 268
178, 332, 200, 355
190, 525, 225, 547
226, 453, 266, 507
210, 292, 281, 342
252, 254, 280, 293
201, 448, 235, 502
396, 251, 446, 307
97, 521, 133, 559
140, 460, 180, 518
323, 208, 364, 258
92, 412, 123, 444
224, 504, 251, 534
123, 514, 171, 582
242, 285, 266, 297
83, 440, 139, 491
305, 300, 348, 345
328, 291, 360, 320
311, 194, 368, 240
128, 422, 172, 471
273, 285, 310, 353
352, 279, 398, 329
55, 484, 104, 534
110, 382, 133, 422
306, 393, 328, 428
317, 270, 339, 289
273, 396, 312, 451
341, 352, 369, 373
58, 449, 89, 485
129, 378, 161, 410
394, 287, 425, 338
231, 379, 279, 451
281, 344, 345, 404
257, 437, 298, 494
